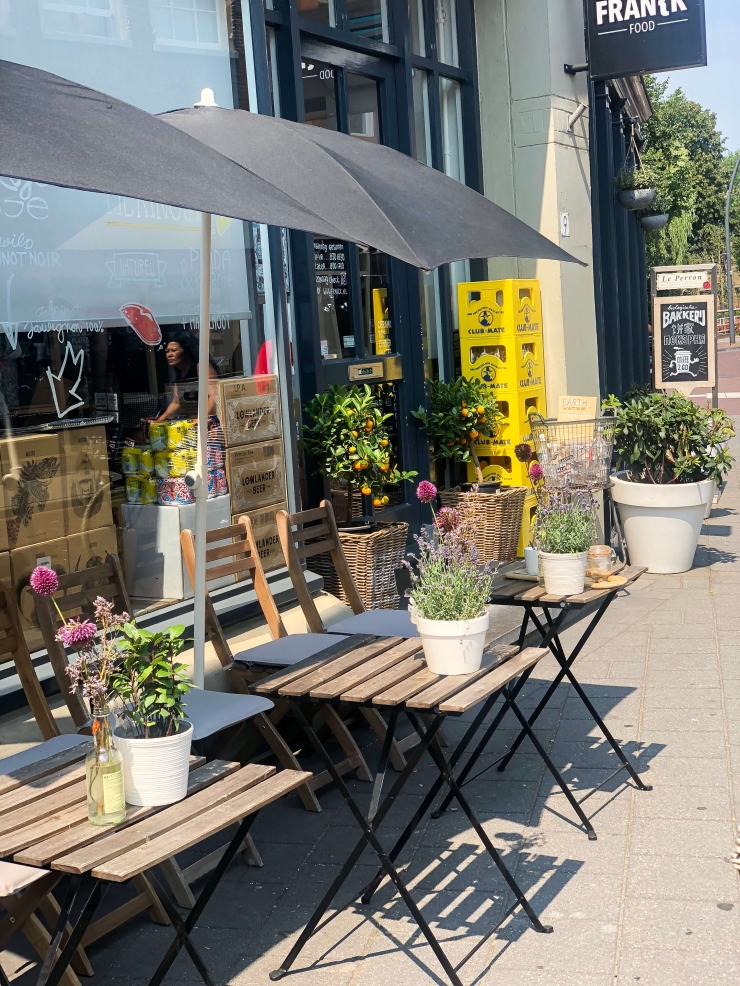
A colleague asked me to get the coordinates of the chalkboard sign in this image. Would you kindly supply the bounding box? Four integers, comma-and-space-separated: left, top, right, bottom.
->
586, 0, 707, 82
653, 295, 715, 394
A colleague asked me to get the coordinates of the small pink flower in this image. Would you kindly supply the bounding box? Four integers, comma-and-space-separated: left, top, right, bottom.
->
437, 507, 460, 534
56, 620, 97, 648
529, 462, 544, 482
416, 480, 438, 504
30, 566, 59, 597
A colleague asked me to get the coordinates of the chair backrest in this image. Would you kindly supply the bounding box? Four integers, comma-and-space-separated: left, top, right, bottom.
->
0, 580, 60, 741
275, 499, 365, 635
180, 518, 287, 674
33, 553, 131, 730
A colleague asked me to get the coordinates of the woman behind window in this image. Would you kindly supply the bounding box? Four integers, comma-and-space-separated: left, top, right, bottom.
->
156, 331, 218, 422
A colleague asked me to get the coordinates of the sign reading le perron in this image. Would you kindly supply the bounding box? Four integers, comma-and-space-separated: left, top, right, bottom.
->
653, 294, 715, 396
587, 0, 707, 81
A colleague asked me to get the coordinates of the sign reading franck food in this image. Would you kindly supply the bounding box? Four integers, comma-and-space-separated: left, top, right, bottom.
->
654, 295, 715, 394
586, 0, 707, 81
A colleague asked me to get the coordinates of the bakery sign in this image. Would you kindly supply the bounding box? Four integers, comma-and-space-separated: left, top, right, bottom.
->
653, 295, 715, 394
586, 0, 707, 81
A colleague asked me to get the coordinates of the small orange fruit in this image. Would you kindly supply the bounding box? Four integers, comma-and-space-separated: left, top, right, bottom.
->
352, 430, 359, 438
361, 460, 369, 469
469, 430, 479, 439
353, 461, 363, 471
461, 408, 469, 417
381, 495, 389, 505
380, 463, 389, 472
477, 405, 485, 414
348, 446, 357, 454
361, 486, 372, 495
462, 401, 467, 407
479, 415, 486, 423
373, 497, 382, 508
380, 438, 388, 447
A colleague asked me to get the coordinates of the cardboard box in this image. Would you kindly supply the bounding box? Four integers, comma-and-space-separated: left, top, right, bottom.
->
214, 375, 282, 449
61, 426, 113, 535
1, 434, 66, 551
226, 441, 286, 514
11, 538, 69, 654
0, 552, 10, 586
67, 525, 118, 575
232, 501, 286, 576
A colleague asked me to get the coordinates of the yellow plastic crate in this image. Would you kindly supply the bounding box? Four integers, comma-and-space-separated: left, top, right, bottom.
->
458, 279, 542, 341
472, 387, 547, 454
517, 493, 538, 557
468, 453, 531, 488
461, 336, 545, 400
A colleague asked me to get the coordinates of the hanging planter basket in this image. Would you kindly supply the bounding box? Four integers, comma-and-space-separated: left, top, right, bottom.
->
438, 487, 526, 563
640, 213, 669, 231
618, 188, 655, 211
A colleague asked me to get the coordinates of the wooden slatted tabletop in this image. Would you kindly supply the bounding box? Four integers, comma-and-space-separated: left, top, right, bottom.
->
489, 564, 647, 608
254, 638, 548, 716
0, 746, 311, 883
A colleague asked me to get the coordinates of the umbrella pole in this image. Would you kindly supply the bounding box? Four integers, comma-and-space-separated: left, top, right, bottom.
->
193, 212, 212, 690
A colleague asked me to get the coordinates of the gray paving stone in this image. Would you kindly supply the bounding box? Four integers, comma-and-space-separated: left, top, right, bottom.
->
631, 783, 733, 821
629, 817, 735, 857
620, 897, 739, 951
625, 853, 739, 901
617, 947, 740, 986
637, 730, 729, 758
639, 755, 731, 788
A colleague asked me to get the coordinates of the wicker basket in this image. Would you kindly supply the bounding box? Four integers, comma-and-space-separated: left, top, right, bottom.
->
307, 522, 408, 611
438, 487, 527, 563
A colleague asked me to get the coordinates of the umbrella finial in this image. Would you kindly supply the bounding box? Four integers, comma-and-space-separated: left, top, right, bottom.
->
195, 88, 218, 108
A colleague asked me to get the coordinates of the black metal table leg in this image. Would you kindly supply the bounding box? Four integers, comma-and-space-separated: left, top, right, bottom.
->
37, 873, 106, 986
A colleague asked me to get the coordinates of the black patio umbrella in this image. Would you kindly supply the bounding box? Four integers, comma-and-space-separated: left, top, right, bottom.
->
161, 103, 585, 271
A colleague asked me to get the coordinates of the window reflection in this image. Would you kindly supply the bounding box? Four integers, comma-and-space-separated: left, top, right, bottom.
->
297, 0, 336, 28
150, 0, 224, 48
439, 76, 468, 344
40, 0, 129, 42
408, 0, 425, 55
347, 71, 379, 143
436, 0, 459, 66
412, 68, 432, 166
346, 0, 388, 42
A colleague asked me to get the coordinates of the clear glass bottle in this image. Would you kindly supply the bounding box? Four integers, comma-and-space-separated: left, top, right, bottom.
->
86, 710, 126, 825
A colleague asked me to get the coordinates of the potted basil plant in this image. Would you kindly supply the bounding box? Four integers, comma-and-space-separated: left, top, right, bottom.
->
605, 391, 734, 574
615, 164, 656, 211
536, 490, 597, 595
111, 623, 194, 807
407, 483, 497, 675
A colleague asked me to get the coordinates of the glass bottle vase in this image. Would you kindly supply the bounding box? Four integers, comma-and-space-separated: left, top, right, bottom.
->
86, 710, 126, 826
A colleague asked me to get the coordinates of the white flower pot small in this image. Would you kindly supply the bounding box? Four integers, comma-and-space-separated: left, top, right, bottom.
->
618, 188, 655, 210
524, 545, 539, 576
113, 722, 193, 806
416, 611, 489, 676
611, 473, 713, 574
539, 551, 588, 595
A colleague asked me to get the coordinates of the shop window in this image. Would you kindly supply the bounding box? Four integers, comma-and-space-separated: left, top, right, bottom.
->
39, 0, 129, 43
411, 68, 432, 167
297, 0, 336, 29
408, 0, 425, 55
346, 0, 388, 43
435, 0, 458, 66
150, 0, 225, 49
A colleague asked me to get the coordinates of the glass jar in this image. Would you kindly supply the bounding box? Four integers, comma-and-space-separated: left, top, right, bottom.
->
585, 545, 616, 581
86, 710, 126, 826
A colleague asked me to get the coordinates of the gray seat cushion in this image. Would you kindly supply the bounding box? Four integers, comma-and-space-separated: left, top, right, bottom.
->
180, 688, 274, 742
326, 610, 418, 638
0, 861, 49, 897
233, 633, 351, 668
0, 734, 90, 775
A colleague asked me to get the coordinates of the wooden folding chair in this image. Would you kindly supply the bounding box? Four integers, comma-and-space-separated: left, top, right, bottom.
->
180, 519, 373, 812
276, 500, 444, 758
31, 561, 264, 911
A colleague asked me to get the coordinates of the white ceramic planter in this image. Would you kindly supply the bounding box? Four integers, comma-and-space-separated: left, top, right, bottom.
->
610, 473, 713, 574
704, 480, 716, 519
113, 722, 193, 806
539, 551, 588, 595
416, 611, 489, 676
618, 188, 655, 210
524, 546, 539, 576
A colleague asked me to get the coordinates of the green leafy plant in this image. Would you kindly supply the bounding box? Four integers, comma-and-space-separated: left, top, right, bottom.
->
302, 384, 416, 520
412, 377, 501, 484
638, 192, 670, 218
602, 390, 735, 485
111, 624, 193, 738
536, 490, 597, 554
615, 164, 657, 191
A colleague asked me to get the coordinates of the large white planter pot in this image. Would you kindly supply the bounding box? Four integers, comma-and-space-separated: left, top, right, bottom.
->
704, 480, 716, 519
610, 473, 713, 574
113, 722, 193, 806
539, 551, 588, 595
416, 612, 489, 676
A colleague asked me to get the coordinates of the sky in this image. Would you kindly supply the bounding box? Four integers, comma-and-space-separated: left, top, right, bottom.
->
656, 0, 739, 153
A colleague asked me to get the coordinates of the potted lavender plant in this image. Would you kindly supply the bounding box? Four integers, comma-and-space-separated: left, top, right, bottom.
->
408, 482, 497, 675
536, 490, 597, 595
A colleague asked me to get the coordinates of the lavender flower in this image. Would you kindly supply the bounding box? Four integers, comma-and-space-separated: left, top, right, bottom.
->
56, 619, 97, 649
416, 480, 438, 504
30, 566, 59, 597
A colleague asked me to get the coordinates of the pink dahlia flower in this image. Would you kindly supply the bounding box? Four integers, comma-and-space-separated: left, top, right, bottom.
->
416, 480, 438, 504
57, 620, 97, 648
30, 566, 59, 597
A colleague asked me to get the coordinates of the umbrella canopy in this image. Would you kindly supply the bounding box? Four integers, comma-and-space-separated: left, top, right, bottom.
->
0, 60, 347, 239
161, 105, 585, 270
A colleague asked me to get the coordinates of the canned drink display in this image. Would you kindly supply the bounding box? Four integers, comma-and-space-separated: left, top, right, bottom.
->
207, 444, 224, 469
148, 422, 168, 452
168, 451, 189, 477
125, 476, 142, 503
121, 447, 140, 476
207, 467, 228, 497
141, 476, 158, 504
138, 447, 154, 475
166, 420, 190, 451
154, 451, 171, 479
157, 477, 195, 505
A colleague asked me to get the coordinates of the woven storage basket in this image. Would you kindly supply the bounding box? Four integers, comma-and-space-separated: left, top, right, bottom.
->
307, 522, 408, 611
330, 483, 363, 521
438, 487, 527, 563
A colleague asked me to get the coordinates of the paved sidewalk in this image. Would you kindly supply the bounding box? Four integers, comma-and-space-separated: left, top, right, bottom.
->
4, 448, 740, 985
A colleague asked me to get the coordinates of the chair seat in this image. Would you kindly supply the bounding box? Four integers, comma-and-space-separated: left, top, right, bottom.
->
326, 610, 418, 638
0, 861, 49, 898
0, 734, 90, 775
181, 688, 274, 742
233, 633, 351, 668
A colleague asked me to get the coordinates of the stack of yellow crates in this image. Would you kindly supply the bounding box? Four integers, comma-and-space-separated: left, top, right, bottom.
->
457, 280, 545, 557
